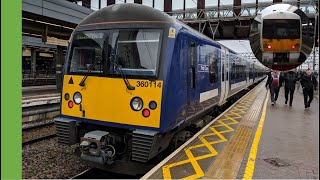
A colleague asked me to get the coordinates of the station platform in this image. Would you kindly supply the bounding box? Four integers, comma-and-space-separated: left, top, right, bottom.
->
142, 80, 319, 179
22, 85, 60, 121
22, 85, 59, 100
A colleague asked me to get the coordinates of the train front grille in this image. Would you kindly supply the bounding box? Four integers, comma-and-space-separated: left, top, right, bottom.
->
55, 117, 78, 145
131, 131, 155, 162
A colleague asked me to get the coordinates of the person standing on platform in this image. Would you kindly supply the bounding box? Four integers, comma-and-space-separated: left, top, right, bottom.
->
265, 69, 282, 105
283, 70, 300, 106
300, 69, 318, 109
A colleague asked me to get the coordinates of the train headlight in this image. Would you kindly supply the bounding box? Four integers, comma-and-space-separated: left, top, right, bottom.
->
73, 92, 82, 104
130, 97, 143, 111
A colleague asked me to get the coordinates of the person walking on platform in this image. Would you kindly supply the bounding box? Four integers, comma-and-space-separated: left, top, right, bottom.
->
266, 69, 282, 105
296, 71, 303, 93
300, 69, 318, 109
283, 70, 299, 106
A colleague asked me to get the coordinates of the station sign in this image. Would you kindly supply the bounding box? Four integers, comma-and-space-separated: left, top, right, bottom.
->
46, 37, 68, 47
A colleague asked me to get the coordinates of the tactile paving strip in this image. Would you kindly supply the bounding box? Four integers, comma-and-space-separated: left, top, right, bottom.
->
204, 86, 266, 179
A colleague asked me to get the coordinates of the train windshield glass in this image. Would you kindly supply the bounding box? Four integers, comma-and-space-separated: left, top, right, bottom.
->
263, 19, 300, 39
69, 32, 105, 74
69, 29, 162, 77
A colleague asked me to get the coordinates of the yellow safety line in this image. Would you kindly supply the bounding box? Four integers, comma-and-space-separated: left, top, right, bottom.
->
243, 92, 269, 180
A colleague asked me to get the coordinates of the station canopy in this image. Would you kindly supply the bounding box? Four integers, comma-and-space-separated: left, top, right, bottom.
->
218, 40, 252, 54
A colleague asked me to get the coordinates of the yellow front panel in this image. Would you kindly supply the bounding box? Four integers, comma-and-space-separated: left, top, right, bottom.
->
61, 75, 163, 128
262, 39, 300, 52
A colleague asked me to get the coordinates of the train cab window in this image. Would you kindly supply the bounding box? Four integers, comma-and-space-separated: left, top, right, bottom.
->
189, 41, 196, 88
263, 19, 300, 39
71, 47, 103, 72
68, 29, 162, 77
70, 31, 105, 74
115, 29, 161, 76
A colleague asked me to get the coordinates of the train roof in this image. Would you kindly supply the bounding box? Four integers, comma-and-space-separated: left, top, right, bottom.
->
177, 22, 238, 54
76, 3, 240, 55
262, 11, 300, 20
261, 4, 298, 16
76, 3, 175, 29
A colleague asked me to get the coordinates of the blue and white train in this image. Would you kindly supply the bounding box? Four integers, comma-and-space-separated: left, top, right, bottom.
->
55, 3, 267, 175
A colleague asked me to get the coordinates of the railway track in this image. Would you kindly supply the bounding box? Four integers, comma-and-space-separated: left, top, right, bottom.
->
22, 87, 60, 146
22, 121, 56, 146
23, 121, 55, 130
22, 134, 57, 146
71, 168, 141, 179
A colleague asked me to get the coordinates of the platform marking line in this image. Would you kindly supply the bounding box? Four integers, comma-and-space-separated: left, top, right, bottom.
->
242, 92, 269, 180
204, 86, 266, 179
161, 96, 256, 179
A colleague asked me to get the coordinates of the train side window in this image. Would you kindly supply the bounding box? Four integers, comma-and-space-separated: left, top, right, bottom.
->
190, 42, 196, 66
241, 66, 245, 78
225, 54, 229, 81
209, 53, 218, 83
232, 64, 237, 80
222, 64, 225, 80
234, 66, 238, 79
189, 41, 196, 88
231, 64, 235, 80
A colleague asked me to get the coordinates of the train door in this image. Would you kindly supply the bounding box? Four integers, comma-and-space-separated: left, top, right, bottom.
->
186, 40, 197, 117
219, 47, 229, 105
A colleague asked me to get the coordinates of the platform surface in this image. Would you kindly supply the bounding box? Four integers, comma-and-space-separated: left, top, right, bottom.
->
141, 80, 319, 179
244, 85, 319, 179
22, 85, 59, 100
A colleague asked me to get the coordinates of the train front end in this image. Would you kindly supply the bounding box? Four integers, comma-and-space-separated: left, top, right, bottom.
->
54, 4, 177, 173
62, 28, 164, 129
261, 11, 301, 64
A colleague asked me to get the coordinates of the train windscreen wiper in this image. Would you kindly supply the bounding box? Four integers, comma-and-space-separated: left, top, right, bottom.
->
110, 53, 135, 91
110, 35, 135, 91
79, 56, 102, 87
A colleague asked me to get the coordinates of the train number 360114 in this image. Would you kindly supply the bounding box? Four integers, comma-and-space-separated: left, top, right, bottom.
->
136, 81, 162, 88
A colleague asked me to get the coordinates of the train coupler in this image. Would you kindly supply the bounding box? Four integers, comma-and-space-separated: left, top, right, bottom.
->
80, 130, 115, 165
